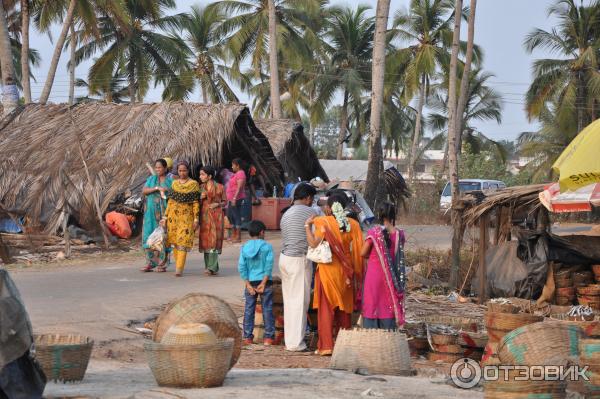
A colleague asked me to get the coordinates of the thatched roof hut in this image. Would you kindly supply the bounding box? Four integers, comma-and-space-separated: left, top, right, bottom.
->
254, 119, 328, 182
0, 103, 284, 233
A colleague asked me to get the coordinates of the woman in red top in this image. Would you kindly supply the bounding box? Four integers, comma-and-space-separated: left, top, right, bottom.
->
226, 158, 247, 243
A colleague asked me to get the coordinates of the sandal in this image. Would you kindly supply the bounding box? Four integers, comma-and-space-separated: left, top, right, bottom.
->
155, 266, 167, 273
140, 265, 153, 272
314, 349, 332, 356
175, 273, 182, 278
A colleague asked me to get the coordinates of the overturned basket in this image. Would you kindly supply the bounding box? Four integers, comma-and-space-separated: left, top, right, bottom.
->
330, 329, 414, 376
144, 338, 234, 388
153, 294, 241, 368
34, 334, 94, 383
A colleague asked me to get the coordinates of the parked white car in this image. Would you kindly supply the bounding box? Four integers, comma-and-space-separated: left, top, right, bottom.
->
439, 179, 506, 214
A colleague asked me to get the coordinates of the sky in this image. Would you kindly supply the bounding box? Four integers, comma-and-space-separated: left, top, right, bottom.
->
27, 0, 559, 142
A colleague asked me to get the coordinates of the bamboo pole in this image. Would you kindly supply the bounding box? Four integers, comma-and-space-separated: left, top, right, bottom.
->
478, 213, 489, 304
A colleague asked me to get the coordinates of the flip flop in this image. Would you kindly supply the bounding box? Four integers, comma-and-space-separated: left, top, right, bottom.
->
140, 266, 153, 272
155, 267, 167, 273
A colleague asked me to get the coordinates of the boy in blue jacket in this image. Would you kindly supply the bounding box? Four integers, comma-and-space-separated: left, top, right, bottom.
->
238, 220, 275, 345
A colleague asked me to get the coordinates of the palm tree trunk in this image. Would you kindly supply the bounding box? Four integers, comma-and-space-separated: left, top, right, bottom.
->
39, 0, 77, 104
408, 77, 426, 181
365, 0, 391, 209
128, 60, 135, 103
201, 84, 208, 104
20, 0, 31, 104
454, 0, 477, 154
268, 0, 282, 118
336, 90, 349, 160
447, 0, 464, 290
0, 5, 16, 113
68, 24, 76, 106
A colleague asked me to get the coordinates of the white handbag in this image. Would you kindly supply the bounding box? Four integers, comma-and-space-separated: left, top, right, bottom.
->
306, 239, 332, 264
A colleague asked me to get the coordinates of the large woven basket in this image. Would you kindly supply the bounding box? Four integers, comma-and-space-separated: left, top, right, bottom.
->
34, 334, 94, 382
484, 311, 543, 343
153, 294, 241, 368
330, 329, 414, 376
546, 315, 600, 338
497, 321, 581, 366
578, 285, 600, 296
144, 338, 233, 388
580, 338, 600, 363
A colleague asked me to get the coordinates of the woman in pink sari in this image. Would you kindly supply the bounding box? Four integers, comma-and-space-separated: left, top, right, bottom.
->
360, 202, 406, 329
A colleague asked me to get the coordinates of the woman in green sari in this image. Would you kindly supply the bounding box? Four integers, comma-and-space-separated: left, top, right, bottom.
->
141, 159, 173, 272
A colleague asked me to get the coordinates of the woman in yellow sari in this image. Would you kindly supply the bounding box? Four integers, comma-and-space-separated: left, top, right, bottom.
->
160, 161, 200, 277
305, 192, 363, 356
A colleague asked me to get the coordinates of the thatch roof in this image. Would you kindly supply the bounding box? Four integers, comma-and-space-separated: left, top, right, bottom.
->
463, 184, 546, 225
0, 102, 284, 233
254, 119, 328, 182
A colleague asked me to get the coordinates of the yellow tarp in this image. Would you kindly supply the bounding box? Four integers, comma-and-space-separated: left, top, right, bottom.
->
553, 118, 600, 192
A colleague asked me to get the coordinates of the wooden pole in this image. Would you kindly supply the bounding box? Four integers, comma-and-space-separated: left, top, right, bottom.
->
62, 211, 71, 258
478, 213, 489, 304
0, 233, 12, 264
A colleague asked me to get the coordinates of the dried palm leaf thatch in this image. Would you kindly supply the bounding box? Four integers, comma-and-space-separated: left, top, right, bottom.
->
463, 184, 546, 226
254, 119, 328, 183
0, 103, 284, 234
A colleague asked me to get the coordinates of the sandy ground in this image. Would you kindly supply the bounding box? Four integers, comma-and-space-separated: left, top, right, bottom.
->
44, 361, 480, 399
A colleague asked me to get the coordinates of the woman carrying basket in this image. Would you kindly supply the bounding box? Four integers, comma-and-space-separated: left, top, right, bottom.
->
141, 159, 173, 272
305, 193, 363, 356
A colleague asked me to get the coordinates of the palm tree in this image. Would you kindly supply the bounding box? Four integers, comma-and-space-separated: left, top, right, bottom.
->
518, 102, 578, 182
315, 5, 375, 159
365, 0, 391, 208
2, 4, 41, 89
0, 3, 17, 112
77, 0, 191, 102
75, 74, 129, 103
428, 69, 503, 154
525, 0, 600, 132
181, 4, 238, 103
268, 0, 281, 117
392, 0, 455, 179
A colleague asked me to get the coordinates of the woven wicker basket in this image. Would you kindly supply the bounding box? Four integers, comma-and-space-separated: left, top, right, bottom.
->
430, 333, 458, 346
144, 338, 233, 388
34, 334, 93, 382
153, 294, 241, 368
546, 315, 600, 338
161, 323, 217, 346
574, 271, 595, 286
421, 315, 481, 332
556, 287, 576, 297
431, 344, 463, 354
330, 329, 414, 376
556, 295, 575, 306
580, 338, 600, 363
486, 302, 520, 314
497, 321, 581, 366
484, 311, 543, 344
481, 342, 500, 367
458, 331, 488, 348
555, 278, 574, 289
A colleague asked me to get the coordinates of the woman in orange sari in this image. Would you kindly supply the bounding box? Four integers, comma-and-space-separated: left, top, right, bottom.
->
198, 166, 227, 276
305, 193, 363, 356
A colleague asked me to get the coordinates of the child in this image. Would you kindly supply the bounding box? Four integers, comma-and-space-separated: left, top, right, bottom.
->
238, 220, 275, 345
360, 202, 406, 330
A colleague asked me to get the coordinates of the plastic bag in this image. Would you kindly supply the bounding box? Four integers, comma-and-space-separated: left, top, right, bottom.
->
146, 226, 166, 252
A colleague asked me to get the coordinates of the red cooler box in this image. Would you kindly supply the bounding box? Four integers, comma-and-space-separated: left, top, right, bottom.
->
252, 198, 292, 230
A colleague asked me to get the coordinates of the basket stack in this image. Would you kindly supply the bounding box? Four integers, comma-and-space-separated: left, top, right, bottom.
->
574, 270, 595, 287
578, 285, 600, 310
153, 293, 242, 368
555, 270, 575, 306
457, 331, 487, 361
427, 331, 462, 363
330, 329, 414, 376
405, 321, 428, 358
593, 265, 600, 283
34, 334, 94, 383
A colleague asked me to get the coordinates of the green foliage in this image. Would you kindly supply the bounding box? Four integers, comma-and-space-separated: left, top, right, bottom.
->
459, 143, 532, 187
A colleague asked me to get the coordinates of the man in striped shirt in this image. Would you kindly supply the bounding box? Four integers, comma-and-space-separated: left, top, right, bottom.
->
279, 183, 317, 352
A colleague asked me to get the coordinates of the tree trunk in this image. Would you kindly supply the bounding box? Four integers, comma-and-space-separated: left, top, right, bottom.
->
408, 78, 426, 181
577, 69, 586, 132
68, 24, 76, 105
447, 0, 464, 290
336, 90, 349, 160
39, 0, 77, 104
20, 0, 31, 103
268, 0, 282, 118
0, 4, 17, 113
201, 84, 208, 104
365, 0, 391, 209
128, 60, 135, 103
454, 0, 477, 154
